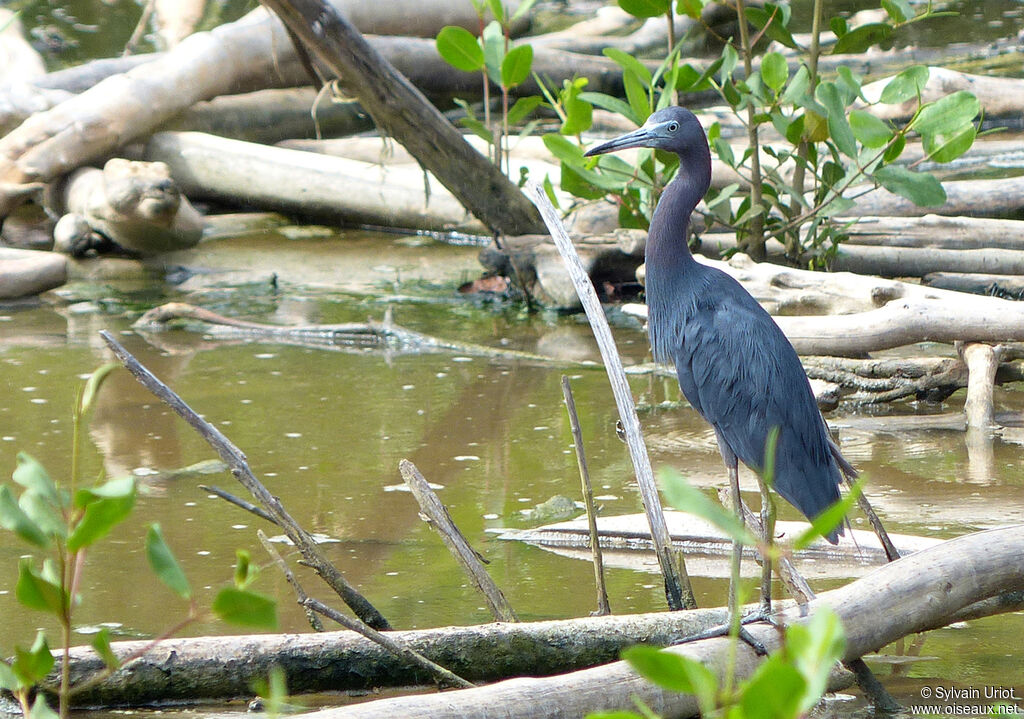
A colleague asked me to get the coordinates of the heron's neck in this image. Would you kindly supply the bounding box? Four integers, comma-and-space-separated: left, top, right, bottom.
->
645, 145, 711, 283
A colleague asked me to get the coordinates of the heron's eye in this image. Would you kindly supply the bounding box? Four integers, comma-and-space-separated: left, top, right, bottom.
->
668, 122, 679, 132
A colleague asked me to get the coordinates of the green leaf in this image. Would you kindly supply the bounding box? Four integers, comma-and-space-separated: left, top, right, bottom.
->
435, 26, 484, 72
787, 607, 846, 710
829, 16, 848, 37
486, 0, 504, 23
677, 0, 704, 19
740, 654, 807, 719
792, 480, 863, 550
603, 47, 653, 88
16, 559, 65, 613
482, 20, 504, 86
510, 0, 538, 22
623, 70, 651, 126
579, 91, 635, 123
12, 632, 55, 687
68, 491, 135, 551
75, 475, 135, 505
79, 362, 118, 416
0, 660, 20, 692
19, 491, 66, 541
831, 23, 892, 54
883, 132, 906, 163
212, 587, 278, 629
0, 485, 50, 547
924, 123, 976, 164
760, 52, 788, 92
816, 82, 856, 157
873, 165, 946, 207
459, 116, 494, 144
623, 646, 717, 715
849, 110, 893, 148
658, 469, 757, 545
913, 91, 980, 137
507, 95, 543, 126
501, 44, 533, 88
881, 0, 913, 23
879, 66, 929, 104
146, 523, 192, 600
745, 4, 798, 50
234, 549, 260, 589
618, 0, 670, 19
91, 627, 121, 671
13, 452, 58, 501
27, 694, 58, 719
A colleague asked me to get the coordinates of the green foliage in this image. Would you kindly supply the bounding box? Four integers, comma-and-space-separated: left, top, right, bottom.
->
587, 607, 847, 719
544, 0, 979, 267
0, 364, 277, 717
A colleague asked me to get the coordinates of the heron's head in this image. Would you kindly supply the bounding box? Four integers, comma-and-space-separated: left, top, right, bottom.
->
584, 106, 706, 157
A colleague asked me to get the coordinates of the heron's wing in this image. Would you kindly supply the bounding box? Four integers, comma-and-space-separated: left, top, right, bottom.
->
679, 278, 842, 523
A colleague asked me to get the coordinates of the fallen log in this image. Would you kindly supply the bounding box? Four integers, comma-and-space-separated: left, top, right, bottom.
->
0, 248, 67, 299
275, 526, 1024, 719
44, 527, 1024, 710
923, 271, 1024, 298
143, 131, 486, 232
861, 67, 1024, 122
161, 89, 374, 144
841, 214, 1024, 250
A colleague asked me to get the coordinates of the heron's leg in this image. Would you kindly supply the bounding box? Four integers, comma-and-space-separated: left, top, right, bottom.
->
725, 458, 742, 622
755, 475, 775, 615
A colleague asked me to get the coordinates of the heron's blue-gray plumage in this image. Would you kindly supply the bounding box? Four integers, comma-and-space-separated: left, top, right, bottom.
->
587, 106, 845, 542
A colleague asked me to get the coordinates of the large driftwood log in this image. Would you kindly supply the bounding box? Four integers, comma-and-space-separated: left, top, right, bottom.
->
841, 214, 1024, 250
46, 527, 1024, 710
272, 527, 1024, 719
143, 131, 487, 232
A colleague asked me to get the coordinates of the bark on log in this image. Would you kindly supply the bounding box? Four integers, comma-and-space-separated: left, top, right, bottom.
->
841, 214, 1024, 250
56, 609, 733, 706
143, 131, 487, 232
830, 244, 1024, 278
259, 0, 543, 236
0, 10, 303, 190
963, 343, 1001, 430
161, 89, 374, 144
861, 67, 1024, 122
841, 175, 1024, 219
276, 526, 1024, 719
923, 272, 1024, 298
48, 528, 1024, 710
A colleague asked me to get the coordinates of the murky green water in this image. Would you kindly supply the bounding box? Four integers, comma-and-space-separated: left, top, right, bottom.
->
2, 229, 1023, 714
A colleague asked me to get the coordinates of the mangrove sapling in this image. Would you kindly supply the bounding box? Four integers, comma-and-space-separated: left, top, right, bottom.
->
0, 364, 278, 718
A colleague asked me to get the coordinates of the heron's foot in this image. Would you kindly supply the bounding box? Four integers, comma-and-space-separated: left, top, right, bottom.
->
672, 612, 774, 655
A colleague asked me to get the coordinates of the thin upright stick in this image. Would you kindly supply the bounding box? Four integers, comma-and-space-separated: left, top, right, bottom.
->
560, 376, 611, 616
399, 460, 517, 623
257, 529, 324, 632
524, 180, 696, 611
100, 330, 391, 631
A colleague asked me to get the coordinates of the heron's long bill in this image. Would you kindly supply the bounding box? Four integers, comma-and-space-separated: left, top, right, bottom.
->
584, 127, 656, 156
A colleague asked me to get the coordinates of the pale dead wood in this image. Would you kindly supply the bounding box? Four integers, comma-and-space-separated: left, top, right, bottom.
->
560, 376, 611, 616
842, 214, 1024, 250
523, 179, 696, 611
276, 526, 1024, 719
862, 67, 1024, 121
144, 131, 487, 233
962, 343, 1002, 431
399, 460, 517, 623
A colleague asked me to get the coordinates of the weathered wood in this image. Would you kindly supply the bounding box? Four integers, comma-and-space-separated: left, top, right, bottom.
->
862, 67, 1024, 122
276, 526, 1024, 719
923, 272, 1024, 298
399, 460, 517, 623
524, 179, 696, 611
841, 214, 1024, 250
963, 343, 1001, 430
0, 248, 67, 299
260, 0, 543, 236
144, 131, 487, 232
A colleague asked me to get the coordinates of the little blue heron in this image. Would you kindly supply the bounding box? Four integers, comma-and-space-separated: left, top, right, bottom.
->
585, 107, 855, 608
